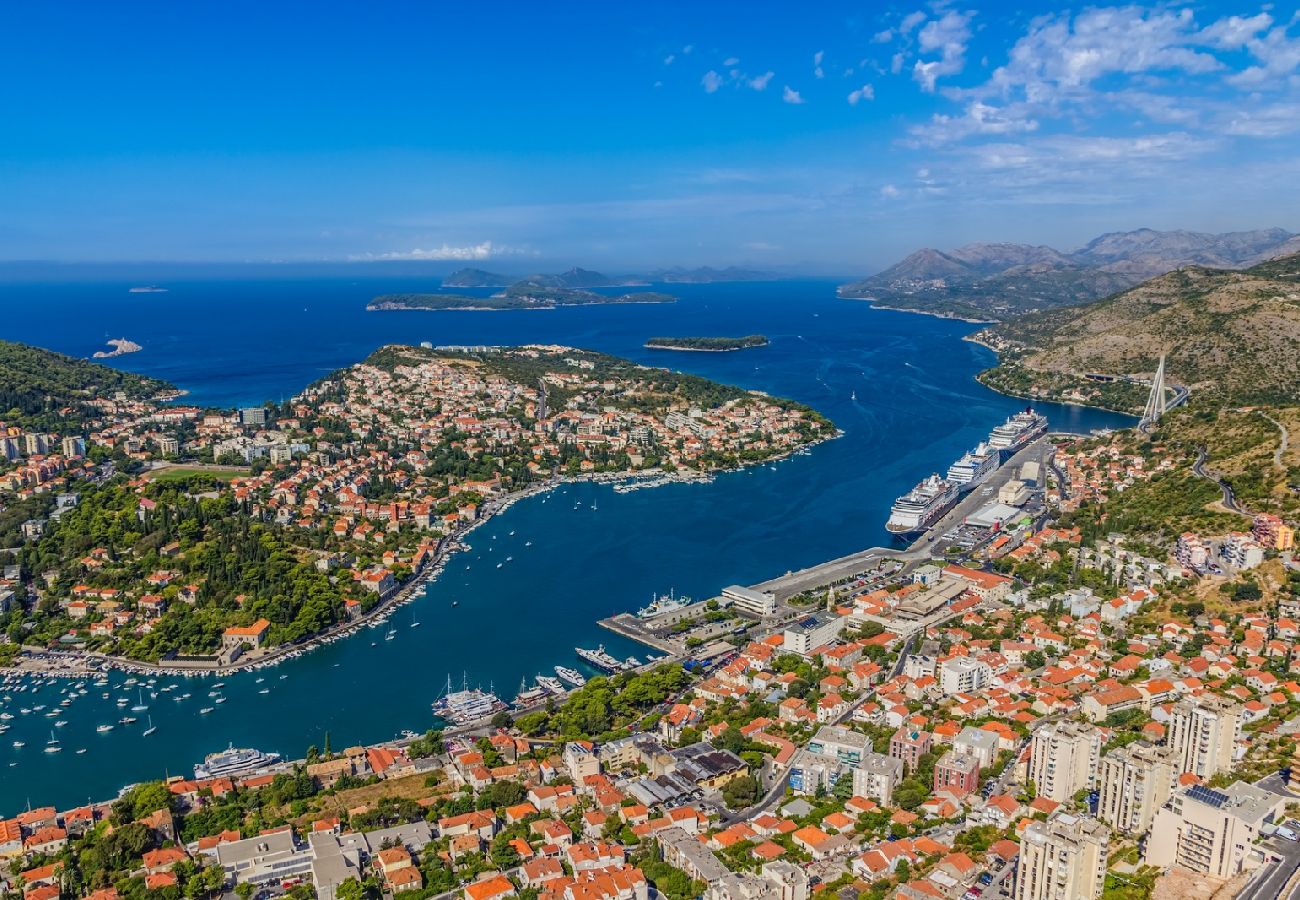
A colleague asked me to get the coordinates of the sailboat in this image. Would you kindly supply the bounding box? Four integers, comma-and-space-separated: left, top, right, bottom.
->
142, 715, 156, 737
131, 688, 148, 712
44, 730, 61, 753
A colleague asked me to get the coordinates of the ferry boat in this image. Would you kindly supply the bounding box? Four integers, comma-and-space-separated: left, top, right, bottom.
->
575, 645, 626, 673
987, 407, 1048, 452
886, 474, 958, 535
637, 590, 694, 619
554, 666, 586, 688
536, 675, 566, 694
432, 688, 507, 725
946, 441, 998, 489
194, 744, 281, 779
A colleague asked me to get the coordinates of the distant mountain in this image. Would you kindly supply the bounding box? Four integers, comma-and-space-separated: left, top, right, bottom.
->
441, 268, 512, 288
515, 267, 633, 289
975, 251, 1300, 413
647, 266, 781, 283
841, 227, 1298, 320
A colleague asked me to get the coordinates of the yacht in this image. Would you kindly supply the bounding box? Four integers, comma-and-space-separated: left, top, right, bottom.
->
554, 666, 587, 688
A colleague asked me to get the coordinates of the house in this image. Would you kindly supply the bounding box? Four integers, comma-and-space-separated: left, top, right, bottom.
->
465, 874, 517, 900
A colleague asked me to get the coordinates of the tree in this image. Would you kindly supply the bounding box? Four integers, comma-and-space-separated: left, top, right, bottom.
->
235, 885, 255, 900
1024, 650, 1047, 670
722, 775, 759, 809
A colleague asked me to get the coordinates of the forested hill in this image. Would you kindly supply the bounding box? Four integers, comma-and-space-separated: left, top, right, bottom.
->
974, 252, 1300, 413
0, 339, 173, 430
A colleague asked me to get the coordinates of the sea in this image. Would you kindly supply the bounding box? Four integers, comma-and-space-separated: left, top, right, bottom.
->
0, 275, 1132, 813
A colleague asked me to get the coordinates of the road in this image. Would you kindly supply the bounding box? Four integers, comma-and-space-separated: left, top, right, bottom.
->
1192, 446, 1246, 515
1237, 837, 1300, 900
1259, 410, 1290, 470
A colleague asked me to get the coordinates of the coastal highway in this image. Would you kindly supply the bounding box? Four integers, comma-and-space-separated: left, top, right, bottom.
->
750, 437, 1052, 600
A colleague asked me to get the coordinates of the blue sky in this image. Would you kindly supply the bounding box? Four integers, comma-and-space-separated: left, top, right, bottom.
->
3, 1, 1299, 271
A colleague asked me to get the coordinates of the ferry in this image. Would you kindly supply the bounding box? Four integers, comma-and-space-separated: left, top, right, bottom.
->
987, 407, 1048, 452
575, 645, 626, 673
432, 688, 507, 725
946, 441, 998, 489
886, 474, 958, 535
194, 745, 281, 779
536, 675, 565, 694
637, 589, 694, 619
554, 666, 586, 688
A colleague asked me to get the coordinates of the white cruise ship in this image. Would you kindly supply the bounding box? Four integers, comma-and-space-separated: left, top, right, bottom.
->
886, 474, 958, 535
946, 442, 997, 489
432, 688, 506, 725
987, 407, 1048, 452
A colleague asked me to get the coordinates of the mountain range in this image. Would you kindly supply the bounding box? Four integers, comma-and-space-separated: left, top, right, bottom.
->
974, 251, 1300, 413
441, 265, 779, 289
840, 228, 1300, 321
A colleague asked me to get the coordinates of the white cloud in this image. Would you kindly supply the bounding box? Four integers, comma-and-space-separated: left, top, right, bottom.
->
1226, 102, 1300, 136
723, 56, 740, 66
909, 100, 1039, 144
682, 44, 694, 54
814, 50, 825, 78
1199, 13, 1272, 49
913, 10, 974, 92
900, 11, 926, 35
355, 241, 528, 261
782, 86, 806, 104
891, 52, 905, 75
880, 184, 901, 198
748, 71, 775, 91
663, 53, 675, 66
701, 70, 723, 93
1228, 24, 1300, 87
847, 84, 875, 105
872, 29, 894, 44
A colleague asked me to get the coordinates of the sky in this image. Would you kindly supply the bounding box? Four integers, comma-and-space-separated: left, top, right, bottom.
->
2, 1, 1300, 273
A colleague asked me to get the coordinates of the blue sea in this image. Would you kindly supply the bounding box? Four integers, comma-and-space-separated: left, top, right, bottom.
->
0, 276, 1131, 812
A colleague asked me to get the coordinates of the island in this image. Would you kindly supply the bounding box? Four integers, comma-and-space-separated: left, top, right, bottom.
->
0, 340, 833, 669
92, 337, 143, 358
644, 335, 769, 352
368, 288, 675, 311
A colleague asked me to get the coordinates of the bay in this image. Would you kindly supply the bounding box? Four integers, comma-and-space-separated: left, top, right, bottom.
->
0, 277, 1131, 812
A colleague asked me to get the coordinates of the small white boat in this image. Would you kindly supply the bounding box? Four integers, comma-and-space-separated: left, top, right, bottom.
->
142, 716, 156, 737
11, 740, 24, 748
199, 707, 214, 715
97, 724, 114, 733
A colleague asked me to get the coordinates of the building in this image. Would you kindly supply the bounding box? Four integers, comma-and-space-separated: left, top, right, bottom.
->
239, 407, 268, 426
806, 726, 871, 766
1252, 513, 1295, 551
852, 752, 903, 807
705, 861, 808, 900
1219, 533, 1265, 571
658, 827, 728, 882
1175, 533, 1210, 570
721, 585, 777, 618
1097, 742, 1175, 836
939, 657, 991, 695
781, 612, 845, 656
1014, 813, 1109, 900
1166, 695, 1241, 780
954, 726, 1000, 769
890, 727, 932, 773
933, 751, 980, 798
157, 436, 180, 456
61, 436, 86, 457
221, 619, 272, 652
1145, 782, 1283, 878
1029, 721, 1101, 804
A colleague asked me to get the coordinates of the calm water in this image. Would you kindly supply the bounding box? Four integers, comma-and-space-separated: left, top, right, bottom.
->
0, 278, 1131, 812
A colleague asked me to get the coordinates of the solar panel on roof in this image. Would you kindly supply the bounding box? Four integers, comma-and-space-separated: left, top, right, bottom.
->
1187, 784, 1229, 809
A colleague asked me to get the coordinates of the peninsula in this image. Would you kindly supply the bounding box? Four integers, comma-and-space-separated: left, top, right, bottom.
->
0, 341, 833, 669
92, 337, 142, 359
644, 335, 769, 352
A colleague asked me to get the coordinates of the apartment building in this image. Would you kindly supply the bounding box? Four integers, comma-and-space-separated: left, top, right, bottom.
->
1145, 782, 1283, 878
1029, 721, 1101, 804
1096, 742, 1176, 837
1014, 813, 1109, 900
1166, 695, 1241, 780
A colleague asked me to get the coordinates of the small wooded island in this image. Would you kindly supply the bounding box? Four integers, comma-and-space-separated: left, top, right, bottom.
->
644, 335, 770, 352
367, 288, 676, 311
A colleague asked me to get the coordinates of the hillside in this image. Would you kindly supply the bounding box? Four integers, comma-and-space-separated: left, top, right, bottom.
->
974, 252, 1300, 413
441, 267, 512, 287
841, 227, 1298, 320
0, 340, 173, 430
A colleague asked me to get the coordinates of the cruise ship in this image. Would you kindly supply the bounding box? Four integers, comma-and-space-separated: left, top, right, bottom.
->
946, 441, 998, 489
432, 688, 506, 725
987, 407, 1048, 452
886, 474, 959, 535
575, 645, 626, 673
194, 745, 281, 779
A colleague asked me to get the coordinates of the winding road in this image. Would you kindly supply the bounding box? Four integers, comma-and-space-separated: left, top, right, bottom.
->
1258, 410, 1290, 470
1192, 446, 1247, 515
